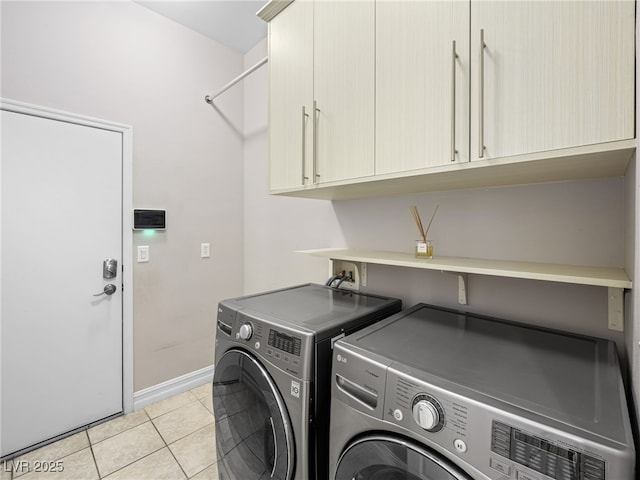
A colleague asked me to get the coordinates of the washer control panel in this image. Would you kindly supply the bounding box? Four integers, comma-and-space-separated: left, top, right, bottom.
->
216, 305, 311, 380
384, 367, 472, 464
381, 366, 620, 480
491, 421, 605, 480
268, 328, 302, 357
387, 375, 468, 435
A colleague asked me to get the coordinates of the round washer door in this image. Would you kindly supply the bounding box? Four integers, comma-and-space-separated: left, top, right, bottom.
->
335, 435, 473, 480
213, 349, 294, 480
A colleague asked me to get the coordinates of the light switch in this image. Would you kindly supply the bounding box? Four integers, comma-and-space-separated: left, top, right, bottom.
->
201, 243, 211, 258
137, 245, 149, 263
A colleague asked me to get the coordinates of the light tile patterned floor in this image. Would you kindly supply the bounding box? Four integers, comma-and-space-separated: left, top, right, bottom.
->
1, 383, 217, 480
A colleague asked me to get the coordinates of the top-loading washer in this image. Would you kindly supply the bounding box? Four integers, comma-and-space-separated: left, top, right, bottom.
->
329, 303, 635, 480
212, 283, 401, 480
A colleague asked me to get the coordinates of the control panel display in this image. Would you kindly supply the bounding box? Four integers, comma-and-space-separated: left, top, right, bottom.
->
133, 209, 166, 230
268, 329, 301, 357
491, 422, 605, 480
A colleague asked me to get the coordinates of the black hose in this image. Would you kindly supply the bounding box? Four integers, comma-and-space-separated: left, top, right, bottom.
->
335, 276, 348, 288
325, 274, 341, 286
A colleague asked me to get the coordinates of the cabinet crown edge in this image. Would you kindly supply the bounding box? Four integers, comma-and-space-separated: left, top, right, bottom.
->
257, 0, 294, 22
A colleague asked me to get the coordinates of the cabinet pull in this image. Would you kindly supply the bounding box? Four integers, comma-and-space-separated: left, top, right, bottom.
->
451, 40, 458, 162
313, 100, 320, 183
478, 29, 486, 159
301, 106, 309, 185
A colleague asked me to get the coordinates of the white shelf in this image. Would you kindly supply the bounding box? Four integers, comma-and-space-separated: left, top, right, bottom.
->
300, 248, 631, 331
300, 248, 632, 289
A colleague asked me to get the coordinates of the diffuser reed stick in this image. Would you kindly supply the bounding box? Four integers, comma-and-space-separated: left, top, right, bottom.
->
410, 204, 439, 242
423, 204, 439, 239
410, 205, 426, 243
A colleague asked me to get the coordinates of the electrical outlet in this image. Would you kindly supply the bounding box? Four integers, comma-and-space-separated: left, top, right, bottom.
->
329, 260, 360, 291
201, 243, 211, 258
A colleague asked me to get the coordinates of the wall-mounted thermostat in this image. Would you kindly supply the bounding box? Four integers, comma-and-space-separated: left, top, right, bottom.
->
133, 209, 166, 230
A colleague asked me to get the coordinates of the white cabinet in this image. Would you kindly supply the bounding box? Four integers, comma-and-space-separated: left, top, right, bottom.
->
376, 0, 469, 174
314, 0, 375, 183
266, 0, 374, 191
377, 0, 635, 172
471, 0, 635, 162
268, 0, 313, 191
263, 0, 635, 199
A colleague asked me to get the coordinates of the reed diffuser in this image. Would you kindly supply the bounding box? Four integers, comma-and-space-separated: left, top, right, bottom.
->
410, 204, 438, 258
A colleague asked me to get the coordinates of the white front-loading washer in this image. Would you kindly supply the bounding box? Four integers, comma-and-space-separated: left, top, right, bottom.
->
329, 304, 635, 480
212, 284, 401, 480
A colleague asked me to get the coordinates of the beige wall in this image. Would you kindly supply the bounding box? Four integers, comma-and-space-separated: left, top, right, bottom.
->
242, 39, 345, 294
1, 0, 245, 390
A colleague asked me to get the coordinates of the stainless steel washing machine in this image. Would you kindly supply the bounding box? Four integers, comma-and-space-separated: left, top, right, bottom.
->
330, 304, 635, 480
212, 284, 401, 480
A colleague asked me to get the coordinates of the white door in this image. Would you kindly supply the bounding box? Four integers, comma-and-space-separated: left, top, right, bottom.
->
1, 109, 123, 457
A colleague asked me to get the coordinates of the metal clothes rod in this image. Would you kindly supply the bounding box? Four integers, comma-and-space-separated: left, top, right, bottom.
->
204, 56, 268, 104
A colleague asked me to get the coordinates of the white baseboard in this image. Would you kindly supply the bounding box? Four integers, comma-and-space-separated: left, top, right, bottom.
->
133, 365, 214, 411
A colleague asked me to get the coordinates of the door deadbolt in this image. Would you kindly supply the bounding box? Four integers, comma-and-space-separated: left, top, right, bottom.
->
103, 258, 117, 279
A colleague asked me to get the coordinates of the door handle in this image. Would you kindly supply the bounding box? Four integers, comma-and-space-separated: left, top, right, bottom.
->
103, 258, 118, 279
451, 40, 458, 162
312, 100, 320, 183
478, 29, 486, 158
301, 105, 309, 185
94, 284, 117, 296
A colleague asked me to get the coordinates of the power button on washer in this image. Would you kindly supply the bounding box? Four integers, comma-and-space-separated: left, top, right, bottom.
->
453, 438, 468, 453
393, 409, 403, 421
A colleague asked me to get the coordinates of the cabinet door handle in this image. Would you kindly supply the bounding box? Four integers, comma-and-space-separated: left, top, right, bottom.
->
451, 40, 458, 162
478, 29, 486, 159
301, 106, 309, 185
313, 100, 320, 183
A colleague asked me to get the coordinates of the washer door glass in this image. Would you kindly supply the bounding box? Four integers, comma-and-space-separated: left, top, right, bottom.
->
335, 436, 472, 480
213, 349, 294, 480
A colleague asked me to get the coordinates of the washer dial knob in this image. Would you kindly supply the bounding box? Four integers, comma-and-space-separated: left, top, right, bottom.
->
239, 323, 253, 340
411, 394, 445, 432
413, 400, 439, 430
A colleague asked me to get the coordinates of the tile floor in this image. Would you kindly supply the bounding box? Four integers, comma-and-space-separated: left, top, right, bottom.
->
1, 383, 218, 480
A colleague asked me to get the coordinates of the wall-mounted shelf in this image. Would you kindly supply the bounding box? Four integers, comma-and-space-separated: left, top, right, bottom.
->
300, 248, 631, 288
299, 248, 632, 331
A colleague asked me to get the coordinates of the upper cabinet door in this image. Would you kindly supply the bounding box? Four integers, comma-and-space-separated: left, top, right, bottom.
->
471, 0, 635, 162
268, 0, 313, 191
376, 0, 470, 175
313, 0, 375, 184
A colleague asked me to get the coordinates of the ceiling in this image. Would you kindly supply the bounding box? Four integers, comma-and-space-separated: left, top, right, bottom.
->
136, 1, 268, 54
